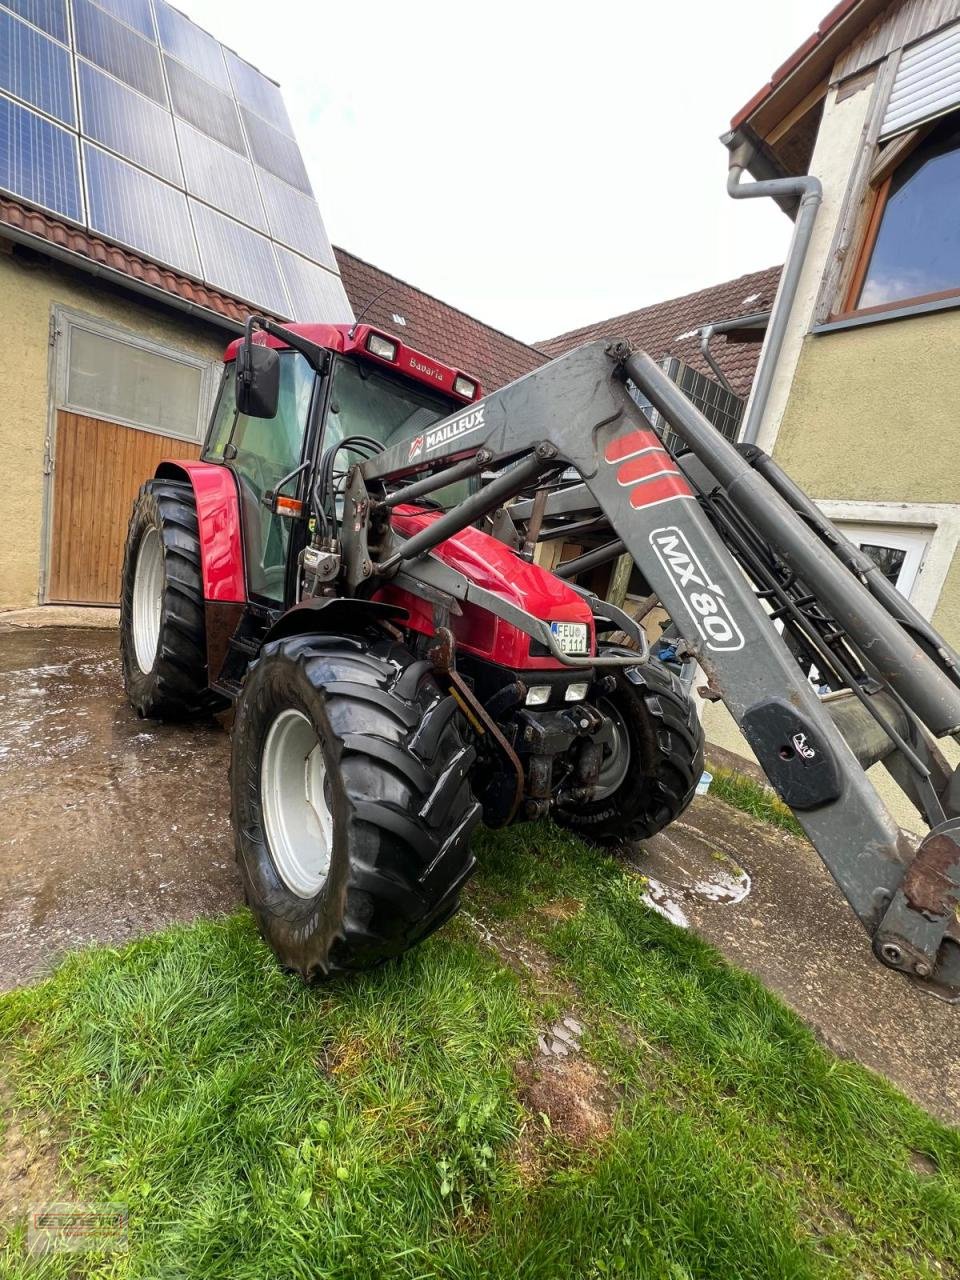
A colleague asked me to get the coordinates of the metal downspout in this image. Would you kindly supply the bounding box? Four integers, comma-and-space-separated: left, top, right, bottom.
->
727, 141, 822, 444
698, 325, 733, 392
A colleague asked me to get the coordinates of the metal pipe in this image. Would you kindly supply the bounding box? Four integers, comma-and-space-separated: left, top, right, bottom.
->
625, 349, 960, 738
555, 539, 626, 579
381, 453, 488, 507
726, 139, 822, 445
698, 326, 733, 392
823, 690, 912, 771
378, 453, 546, 572
698, 311, 771, 395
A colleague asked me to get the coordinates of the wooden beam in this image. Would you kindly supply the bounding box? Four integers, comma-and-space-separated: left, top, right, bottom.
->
766, 79, 829, 146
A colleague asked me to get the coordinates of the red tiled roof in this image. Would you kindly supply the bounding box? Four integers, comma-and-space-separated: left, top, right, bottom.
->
1, 195, 776, 400
537, 266, 782, 399
0, 197, 253, 326
334, 246, 547, 391
729, 0, 863, 129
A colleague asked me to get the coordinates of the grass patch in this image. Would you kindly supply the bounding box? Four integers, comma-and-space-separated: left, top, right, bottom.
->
707, 763, 807, 839
1, 822, 957, 1278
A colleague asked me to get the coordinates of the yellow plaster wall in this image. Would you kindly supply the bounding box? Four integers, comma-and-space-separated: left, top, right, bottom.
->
0, 246, 229, 610
772, 312, 960, 506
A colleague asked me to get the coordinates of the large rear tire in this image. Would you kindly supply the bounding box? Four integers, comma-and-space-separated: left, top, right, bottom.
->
556, 650, 704, 845
120, 478, 223, 719
232, 634, 481, 980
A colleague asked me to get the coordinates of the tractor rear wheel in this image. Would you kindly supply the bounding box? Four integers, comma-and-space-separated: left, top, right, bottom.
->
231, 634, 480, 980
556, 650, 704, 845
120, 478, 223, 719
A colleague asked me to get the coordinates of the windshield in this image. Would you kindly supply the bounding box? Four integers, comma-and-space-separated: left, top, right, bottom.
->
324, 357, 471, 507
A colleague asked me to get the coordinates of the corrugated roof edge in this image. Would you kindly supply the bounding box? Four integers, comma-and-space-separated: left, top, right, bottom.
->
0, 196, 297, 330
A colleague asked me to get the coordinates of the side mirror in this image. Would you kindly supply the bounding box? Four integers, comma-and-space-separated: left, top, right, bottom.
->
236, 339, 280, 419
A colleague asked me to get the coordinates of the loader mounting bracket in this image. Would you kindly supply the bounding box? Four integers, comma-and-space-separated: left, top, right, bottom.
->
740, 698, 842, 810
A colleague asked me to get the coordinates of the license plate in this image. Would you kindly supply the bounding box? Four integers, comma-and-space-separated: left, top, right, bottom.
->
550, 621, 588, 655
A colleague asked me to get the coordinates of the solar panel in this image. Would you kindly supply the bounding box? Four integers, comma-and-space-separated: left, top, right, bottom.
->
241, 107, 311, 192
224, 48, 292, 137
0, 0, 351, 322
190, 200, 290, 317
0, 93, 82, 220
257, 168, 335, 266
0, 0, 68, 45
177, 120, 266, 232
72, 0, 166, 105
275, 246, 352, 323
154, 0, 229, 91
78, 59, 180, 183
165, 54, 245, 153
84, 141, 200, 277
1, 8, 76, 125
90, 0, 154, 39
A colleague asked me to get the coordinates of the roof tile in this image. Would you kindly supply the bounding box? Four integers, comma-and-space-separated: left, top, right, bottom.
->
334, 246, 548, 391
537, 265, 782, 398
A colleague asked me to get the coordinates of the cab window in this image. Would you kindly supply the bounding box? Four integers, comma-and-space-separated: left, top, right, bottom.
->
325, 358, 470, 506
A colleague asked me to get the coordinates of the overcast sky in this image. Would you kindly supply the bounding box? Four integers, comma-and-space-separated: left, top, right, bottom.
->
186, 0, 827, 344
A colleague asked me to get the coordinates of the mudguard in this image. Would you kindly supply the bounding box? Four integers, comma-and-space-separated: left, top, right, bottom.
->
262, 598, 409, 645
155, 460, 245, 603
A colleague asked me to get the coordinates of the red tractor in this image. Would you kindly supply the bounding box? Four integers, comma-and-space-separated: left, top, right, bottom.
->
121, 320, 702, 980
122, 317, 960, 998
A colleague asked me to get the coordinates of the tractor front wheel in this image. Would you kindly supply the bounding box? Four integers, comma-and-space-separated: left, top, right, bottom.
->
120, 479, 223, 719
555, 650, 704, 845
231, 635, 480, 980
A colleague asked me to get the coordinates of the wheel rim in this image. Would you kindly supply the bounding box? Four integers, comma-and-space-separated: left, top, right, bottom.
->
132, 526, 163, 674
260, 709, 334, 898
594, 697, 632, 799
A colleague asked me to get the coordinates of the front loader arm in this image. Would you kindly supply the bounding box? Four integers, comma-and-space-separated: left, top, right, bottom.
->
355, 339, 960, 998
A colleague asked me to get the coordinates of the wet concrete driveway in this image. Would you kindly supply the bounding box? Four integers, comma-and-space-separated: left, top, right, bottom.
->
0, 627, 240, 990
0, 626, 957, 1123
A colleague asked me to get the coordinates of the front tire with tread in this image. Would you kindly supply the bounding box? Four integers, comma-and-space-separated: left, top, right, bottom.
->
232, 634, 481, 980
556, 649, 704, 845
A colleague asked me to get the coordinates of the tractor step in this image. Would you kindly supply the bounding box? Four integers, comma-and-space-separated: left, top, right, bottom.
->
211, 677, 243, 702
228, 634, 261, 658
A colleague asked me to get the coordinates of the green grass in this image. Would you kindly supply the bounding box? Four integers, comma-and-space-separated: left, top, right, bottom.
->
1, 822, 958, 1279
707, 763, 808, 839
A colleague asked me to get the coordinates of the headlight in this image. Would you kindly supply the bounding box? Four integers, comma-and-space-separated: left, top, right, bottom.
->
525, 685, 551, 706
454, 374, 477, 399
564, 681, 590, 702
366, 332, 398, 361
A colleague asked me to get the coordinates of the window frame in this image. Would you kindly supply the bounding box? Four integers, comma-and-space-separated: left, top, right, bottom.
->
54, 305, 220, 441
833, 115, 960, 322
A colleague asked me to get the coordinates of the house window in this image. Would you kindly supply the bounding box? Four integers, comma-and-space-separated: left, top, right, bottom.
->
845, 113, 960, 314
837, 523, 929, 599
61, 314, 217, 440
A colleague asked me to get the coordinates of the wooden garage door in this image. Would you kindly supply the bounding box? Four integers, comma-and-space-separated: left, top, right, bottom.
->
47, 411, 200, 605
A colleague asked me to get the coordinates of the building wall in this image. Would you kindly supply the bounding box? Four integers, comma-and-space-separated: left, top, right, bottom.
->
773, 311, 960, 508
704, 26, 960, 835
748, 76, 878, 454
0, 244, 229, 611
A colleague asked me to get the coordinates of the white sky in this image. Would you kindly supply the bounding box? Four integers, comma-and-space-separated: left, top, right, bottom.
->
185, 0, 828, 345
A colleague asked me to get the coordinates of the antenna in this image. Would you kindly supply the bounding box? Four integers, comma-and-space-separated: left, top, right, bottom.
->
348, 287, 393, 339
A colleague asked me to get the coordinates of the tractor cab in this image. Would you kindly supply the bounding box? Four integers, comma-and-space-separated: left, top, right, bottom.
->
203, 322, 482, 606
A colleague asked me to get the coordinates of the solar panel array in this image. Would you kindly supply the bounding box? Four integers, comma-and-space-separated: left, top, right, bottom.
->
0, 0, 352, 322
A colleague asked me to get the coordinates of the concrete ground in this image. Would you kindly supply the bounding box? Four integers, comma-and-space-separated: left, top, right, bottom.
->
0, 627, 957, 1125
